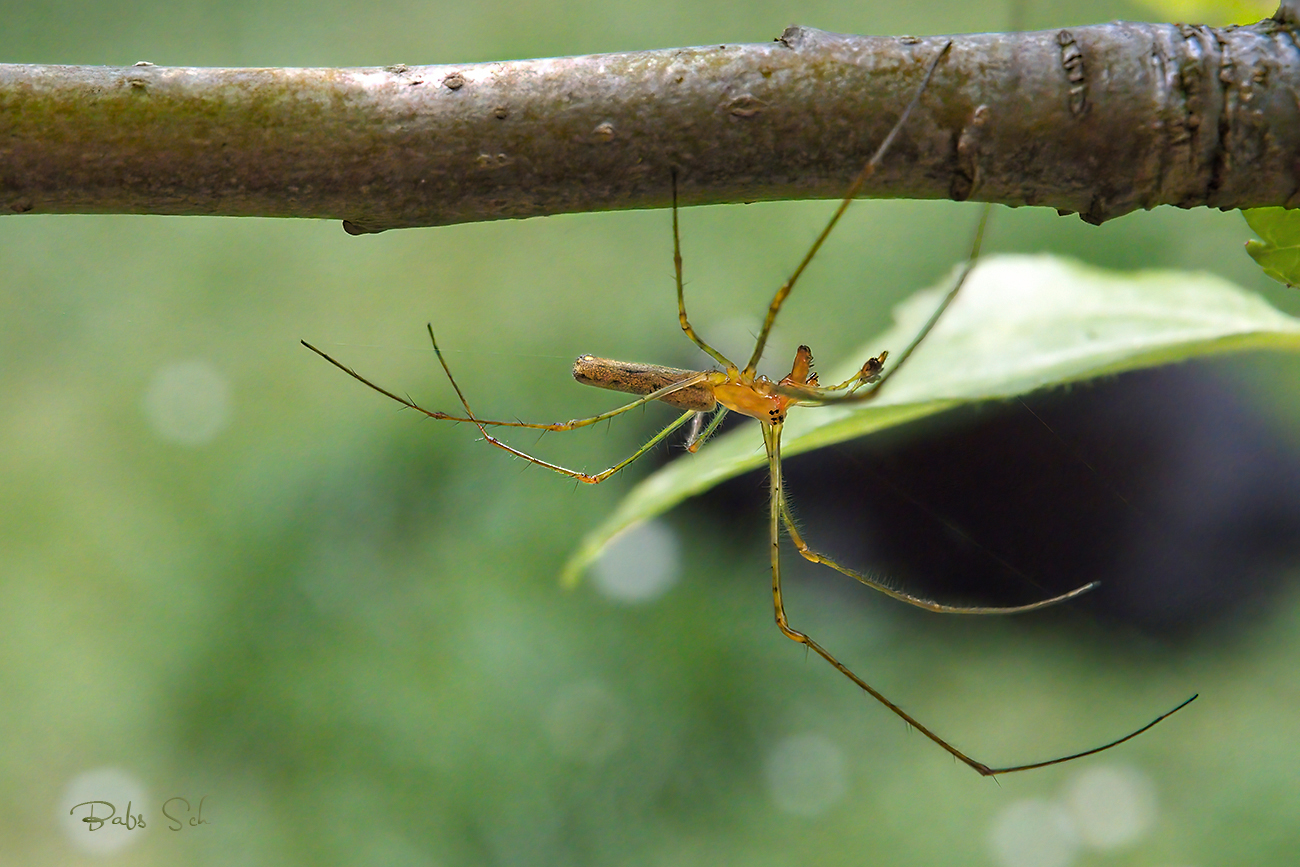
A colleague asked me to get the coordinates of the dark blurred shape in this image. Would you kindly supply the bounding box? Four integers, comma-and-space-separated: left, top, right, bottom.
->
687, 360, 1300, 637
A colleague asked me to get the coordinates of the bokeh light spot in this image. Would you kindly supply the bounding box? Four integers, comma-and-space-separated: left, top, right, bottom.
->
1064, 764, 1157, 850
763, 732, 849, 817
60, 767, 149, 855
141, 359, 232, 446
988, 798, 1079, 867
590, 519, 680, 604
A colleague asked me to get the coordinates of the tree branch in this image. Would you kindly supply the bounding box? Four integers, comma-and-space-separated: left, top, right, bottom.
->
3, 20, 1299, 231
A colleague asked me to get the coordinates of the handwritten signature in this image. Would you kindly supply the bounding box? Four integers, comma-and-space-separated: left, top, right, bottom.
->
69, 796, 209, 832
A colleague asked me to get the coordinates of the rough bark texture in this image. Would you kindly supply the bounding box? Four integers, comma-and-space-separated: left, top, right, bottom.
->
2, 20, 1299, 231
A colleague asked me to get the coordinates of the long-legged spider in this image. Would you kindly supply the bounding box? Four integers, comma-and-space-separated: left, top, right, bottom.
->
304, 40, 1194, 775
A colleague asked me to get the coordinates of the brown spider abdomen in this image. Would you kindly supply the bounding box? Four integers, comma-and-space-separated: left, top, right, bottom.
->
572, 355, 717, 412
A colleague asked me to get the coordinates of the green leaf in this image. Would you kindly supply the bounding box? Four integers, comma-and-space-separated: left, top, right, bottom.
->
1244, 207, 1300, 287
561, 254, 1300, 586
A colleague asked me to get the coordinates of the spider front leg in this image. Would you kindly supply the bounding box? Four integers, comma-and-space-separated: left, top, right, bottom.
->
792, 208, 992, 410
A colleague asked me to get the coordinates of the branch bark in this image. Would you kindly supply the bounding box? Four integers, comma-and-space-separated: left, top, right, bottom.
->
3, 20, 1299, 231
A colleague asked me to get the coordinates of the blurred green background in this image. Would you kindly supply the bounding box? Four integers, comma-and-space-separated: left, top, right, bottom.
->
4, 1, 1299, 865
